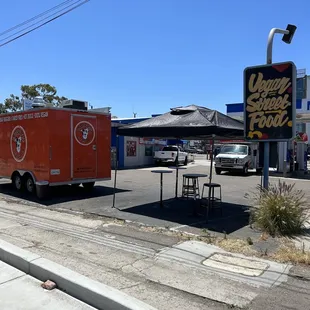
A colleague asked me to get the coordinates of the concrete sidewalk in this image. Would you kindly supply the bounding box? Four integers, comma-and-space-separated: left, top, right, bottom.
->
0, 260, 95, 310
0, 239, 156, 310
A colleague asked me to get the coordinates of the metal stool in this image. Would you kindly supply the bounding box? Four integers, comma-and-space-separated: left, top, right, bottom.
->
182, 175, 200, 199
201, 183, 222, 215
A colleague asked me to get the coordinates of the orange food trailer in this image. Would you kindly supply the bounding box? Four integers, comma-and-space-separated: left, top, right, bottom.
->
0, 107, 111, 198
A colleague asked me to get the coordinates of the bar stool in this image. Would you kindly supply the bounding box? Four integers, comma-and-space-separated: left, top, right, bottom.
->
182, 175, 200, 199
201, 183, 222, 215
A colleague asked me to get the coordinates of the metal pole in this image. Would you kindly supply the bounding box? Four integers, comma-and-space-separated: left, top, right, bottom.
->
263, 28, 290, 189
267, 28, 289, 64
263, 142, 269, 188
175, 143, 179, 198
112, 135, 119, 208
206, 135, 215, 222
160, 172, 163, 208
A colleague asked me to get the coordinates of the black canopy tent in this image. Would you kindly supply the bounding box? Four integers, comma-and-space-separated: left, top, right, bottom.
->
113, 105, 244, 220
117, 105, 244, 140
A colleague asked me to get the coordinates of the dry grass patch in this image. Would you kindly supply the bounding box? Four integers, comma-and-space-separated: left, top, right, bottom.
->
215, 238, 256, 256
271, 239, 310, 265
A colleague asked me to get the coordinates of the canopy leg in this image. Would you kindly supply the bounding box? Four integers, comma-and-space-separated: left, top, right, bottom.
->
112, 135, 119, 208
175, 145, 179, 198
206, 136, 215, 222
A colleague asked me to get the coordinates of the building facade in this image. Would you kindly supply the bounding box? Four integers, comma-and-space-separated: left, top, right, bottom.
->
111, 116, 183, 168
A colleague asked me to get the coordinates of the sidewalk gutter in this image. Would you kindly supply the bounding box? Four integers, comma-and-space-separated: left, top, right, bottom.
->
0, 239, 157, 310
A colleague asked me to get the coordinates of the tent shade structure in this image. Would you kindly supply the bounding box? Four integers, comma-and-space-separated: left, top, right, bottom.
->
117, 105, 244, 140
115, 105, 245, 222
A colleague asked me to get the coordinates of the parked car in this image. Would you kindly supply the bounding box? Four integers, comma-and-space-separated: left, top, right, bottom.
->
186, 148, 197, 154
195, 148, 205, 154
154, 146, 188, 166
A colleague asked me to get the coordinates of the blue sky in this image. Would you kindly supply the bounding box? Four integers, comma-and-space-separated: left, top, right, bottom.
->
0, 0, 308, 117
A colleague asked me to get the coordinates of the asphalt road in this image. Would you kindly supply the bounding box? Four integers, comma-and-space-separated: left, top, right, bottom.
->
1, 160, 310, 309
1, 158, 310, 236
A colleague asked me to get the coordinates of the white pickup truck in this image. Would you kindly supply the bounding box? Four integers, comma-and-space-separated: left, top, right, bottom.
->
215, 143, 262, 175
154, 146, 188, 166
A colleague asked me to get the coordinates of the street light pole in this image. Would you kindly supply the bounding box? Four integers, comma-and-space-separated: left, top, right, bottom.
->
266, 28, 289, 64
263, 25, 296, 189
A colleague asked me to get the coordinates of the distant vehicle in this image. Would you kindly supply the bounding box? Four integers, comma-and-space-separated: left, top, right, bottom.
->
195, 148, 205, 154
184, 147, 205, 154
214, 143, 262, 175
186, 147, 198, 154
154, 146, 188, 166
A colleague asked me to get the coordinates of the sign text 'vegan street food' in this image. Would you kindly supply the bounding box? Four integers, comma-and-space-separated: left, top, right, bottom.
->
244, 62, 296, 141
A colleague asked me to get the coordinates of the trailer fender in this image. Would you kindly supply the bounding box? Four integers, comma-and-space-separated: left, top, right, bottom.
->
13, 170, 36, 183
11, 170, 49, 186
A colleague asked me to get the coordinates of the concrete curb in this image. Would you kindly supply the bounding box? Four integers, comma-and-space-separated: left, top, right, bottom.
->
0, 239, 157, 310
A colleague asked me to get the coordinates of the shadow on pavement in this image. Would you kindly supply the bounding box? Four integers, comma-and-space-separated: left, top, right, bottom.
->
0, 182, 130, 206
122, 198, 250, 234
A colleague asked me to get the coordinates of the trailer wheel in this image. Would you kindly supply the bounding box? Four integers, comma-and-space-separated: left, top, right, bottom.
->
12, 173, 23, 191
25, 175, 35, 194
83, 182, 95, 191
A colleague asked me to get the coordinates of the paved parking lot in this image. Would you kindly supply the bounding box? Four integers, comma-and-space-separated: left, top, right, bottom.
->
0, 158, 310, 237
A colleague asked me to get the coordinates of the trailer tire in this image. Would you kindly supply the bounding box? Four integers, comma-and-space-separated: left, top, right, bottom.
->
83, 182, 95, 191
24, 174, 35, 194
12, 173, 23, 191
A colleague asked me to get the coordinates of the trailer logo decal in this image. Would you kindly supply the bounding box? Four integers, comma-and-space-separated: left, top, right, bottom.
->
10, 126, 27, 162
74, 121, 95, 146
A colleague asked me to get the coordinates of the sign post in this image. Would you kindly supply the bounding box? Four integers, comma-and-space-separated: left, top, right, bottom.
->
244, 25, 297, 189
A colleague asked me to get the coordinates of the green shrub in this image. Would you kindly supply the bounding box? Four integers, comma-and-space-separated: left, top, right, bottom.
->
250, 180, 309, 236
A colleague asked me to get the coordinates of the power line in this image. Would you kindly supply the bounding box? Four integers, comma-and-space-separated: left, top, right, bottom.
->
0, 0, 86, 43
0, 0, 76, 37
0, 0, 90, 48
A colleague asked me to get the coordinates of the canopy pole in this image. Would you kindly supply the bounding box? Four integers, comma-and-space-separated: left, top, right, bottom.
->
175, 143, 179, 198
206, 135, 215, 222
112, 135, 119, 208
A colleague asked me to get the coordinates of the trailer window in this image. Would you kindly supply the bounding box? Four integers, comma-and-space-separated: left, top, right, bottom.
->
220, 145, 248, 155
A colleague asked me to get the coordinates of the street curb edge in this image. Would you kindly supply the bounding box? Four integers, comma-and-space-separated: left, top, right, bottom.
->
0, 239, 156, 310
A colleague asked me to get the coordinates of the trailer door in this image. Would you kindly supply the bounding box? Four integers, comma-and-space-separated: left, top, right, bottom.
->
71, 114, 97, 180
